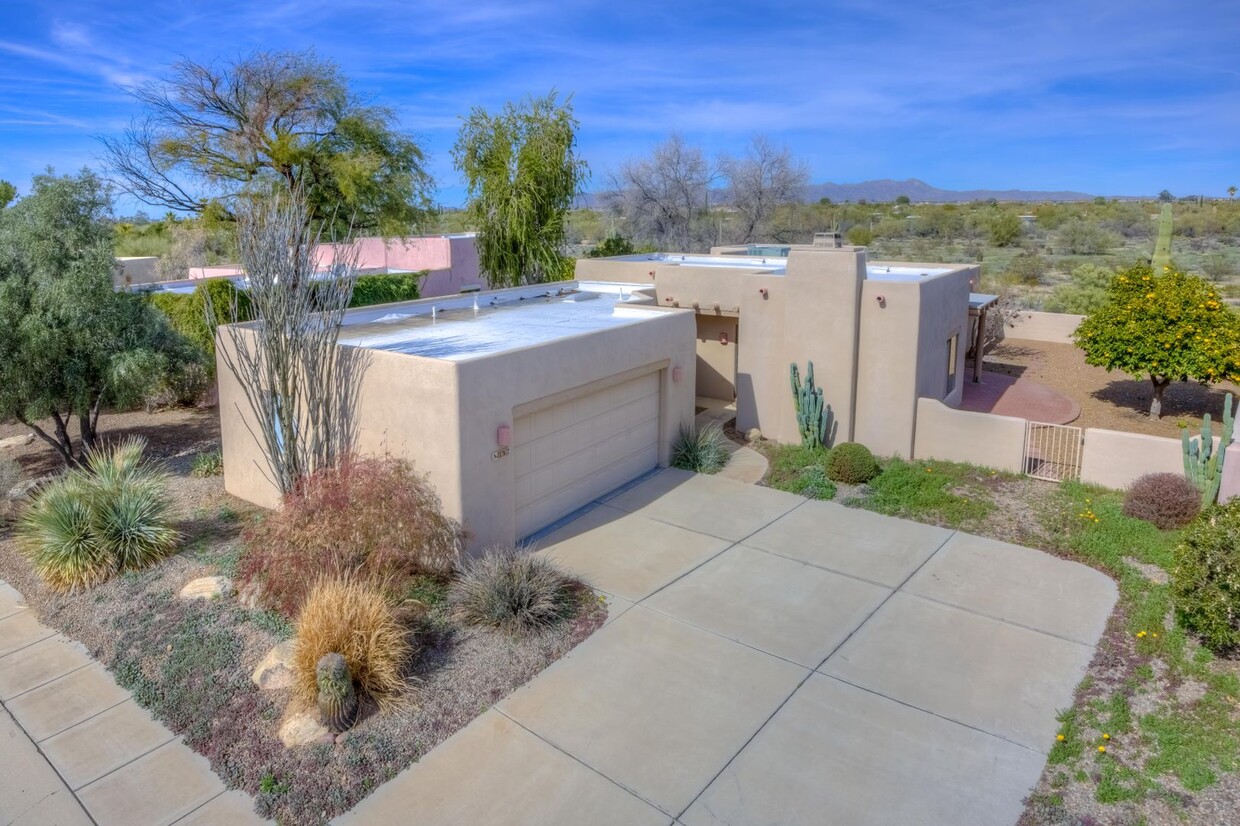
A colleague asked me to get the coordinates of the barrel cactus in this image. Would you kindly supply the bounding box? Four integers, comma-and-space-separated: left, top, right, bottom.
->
316, 652, 358, 732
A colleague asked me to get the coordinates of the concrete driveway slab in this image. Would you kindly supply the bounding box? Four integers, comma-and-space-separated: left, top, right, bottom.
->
77, 739, 225, 826
0, 580, 26, 620
1, 707, 92, 826
745, 500, 952, 587
338, 710, 669, 826
6, 663, 130, 742
603, 468, 803, 541
681, 674, 1046, 826
40, 699, 176, 790
498, 605, 807, 816
821, 592, 1095, 750
904, 532, 1118, 645
0, 609, 55, 657
0, 634, 90, 700
645, 544, 890, 666
172, 790, 272, 825
537, 504, 732, 601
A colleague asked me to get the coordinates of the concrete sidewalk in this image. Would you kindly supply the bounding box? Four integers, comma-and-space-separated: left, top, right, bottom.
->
0, 582, 266, 826
340, 468, 1117, 826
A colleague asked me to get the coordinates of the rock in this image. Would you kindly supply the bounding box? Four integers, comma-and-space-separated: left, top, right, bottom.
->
1122, 556, 1169, 585
252, 639, 297, 690
236, 582, 263, 611
745, 428, 763, 442
7, 476, 53, 501
0, 433, 33, 451
178, 576, 234, 601
278, 709, 332, 748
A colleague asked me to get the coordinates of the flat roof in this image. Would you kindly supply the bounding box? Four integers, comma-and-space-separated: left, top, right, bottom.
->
602, 252, 958, 281
337, 282, 664, 361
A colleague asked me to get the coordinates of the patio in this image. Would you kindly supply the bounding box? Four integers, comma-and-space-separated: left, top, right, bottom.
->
340, 468, 1117, 826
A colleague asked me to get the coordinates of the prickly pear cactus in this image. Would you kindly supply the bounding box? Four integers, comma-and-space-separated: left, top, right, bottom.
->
316, 653, 358, 733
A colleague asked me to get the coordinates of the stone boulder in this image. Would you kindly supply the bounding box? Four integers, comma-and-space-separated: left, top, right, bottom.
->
278, 709, 332, 748
252, 639, 297, 690
0, 433, 33, 451
178, 576, 234, 601
745, 428, 763, 442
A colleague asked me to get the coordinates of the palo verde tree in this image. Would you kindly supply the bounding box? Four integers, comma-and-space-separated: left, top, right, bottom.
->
452, 91, 588, 287
1073, 263, 1240, 419
0, 170, 191, 464
101, 50, 433, 236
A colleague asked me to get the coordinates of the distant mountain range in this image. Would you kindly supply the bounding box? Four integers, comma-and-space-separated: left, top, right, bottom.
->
578, 178, 1099, 208
802, 178, 1095, 203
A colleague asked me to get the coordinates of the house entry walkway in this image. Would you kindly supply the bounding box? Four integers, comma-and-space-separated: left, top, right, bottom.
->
340, 468, 1117, 826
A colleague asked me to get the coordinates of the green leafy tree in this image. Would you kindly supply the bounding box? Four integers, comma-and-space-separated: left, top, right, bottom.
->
0, 180, 15, 209
1073, 264, 1240, 419
453, 91, 588, 287
1055, 219, 1113, 255
101, 50, 432, 236
0, 170, 191, 464
987, 211, 1022, 246
586, 234, 636, 258
895, 194, 911, 205
1159, 189, 1174, 203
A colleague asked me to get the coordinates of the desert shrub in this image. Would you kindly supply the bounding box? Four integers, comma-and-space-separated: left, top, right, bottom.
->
826, 442, 881, 484
1006, 252, 1048, 285
148, 279, 252, 361
846, 225, 873, 246
191, 450, 223, 477
787, 466, 837, 500
349, 273, 422, 308
1122, 472, 1201, 530
291, 577, 411, 710
17, 438, 178, 591
671, 422, 728, 474
450, 546, 573, 635
238, 455, 465, 617
1172, 501, 1240, 652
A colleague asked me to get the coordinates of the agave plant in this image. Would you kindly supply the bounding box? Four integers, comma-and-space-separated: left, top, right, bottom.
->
17, 437, 179, 592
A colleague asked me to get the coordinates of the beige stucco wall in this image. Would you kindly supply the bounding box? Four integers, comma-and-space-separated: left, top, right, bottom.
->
1217, 443, 1240, 502
735, 272, 791, 439
1005, 311, 1084, 345
912, 398, 1025, 472
115, 257, 159, 287
216, 294, 697, 552
1079, 428, 1187, 489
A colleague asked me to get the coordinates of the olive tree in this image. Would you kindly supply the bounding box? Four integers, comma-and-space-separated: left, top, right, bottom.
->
0, 170, 190, 464
101, 50, 433, 236
452, 91, 588, 286
1073, 264, 1240, 418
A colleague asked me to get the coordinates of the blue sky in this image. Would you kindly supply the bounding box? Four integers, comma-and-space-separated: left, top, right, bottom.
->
1, 0, 1238, 210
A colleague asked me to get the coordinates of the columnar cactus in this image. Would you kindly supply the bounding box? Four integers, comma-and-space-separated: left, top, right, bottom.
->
790, 361, 832, 449
1183, 391, 1236, 507
316, 653, 358, 733
1153, 204, 1173, 270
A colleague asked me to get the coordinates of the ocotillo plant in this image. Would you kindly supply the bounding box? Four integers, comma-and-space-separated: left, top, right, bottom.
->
1182, 391, 1236, 507
1153, 204, 1173, 270
790, 361, 832, 449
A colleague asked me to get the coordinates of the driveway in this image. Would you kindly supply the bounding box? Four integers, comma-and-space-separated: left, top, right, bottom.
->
340, 468, 1117, 826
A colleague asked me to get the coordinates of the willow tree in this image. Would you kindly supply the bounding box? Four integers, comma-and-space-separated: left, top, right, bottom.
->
452, 91, 588, 287
101, 50, 433, 236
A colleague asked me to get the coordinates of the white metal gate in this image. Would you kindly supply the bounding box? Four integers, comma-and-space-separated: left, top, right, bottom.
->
1023, 422, 1083, 482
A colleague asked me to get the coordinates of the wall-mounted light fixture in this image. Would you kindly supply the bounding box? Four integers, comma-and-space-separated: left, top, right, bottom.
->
496, 424, 511, 448
719, 332, 729, 346
672, 366, 683, 383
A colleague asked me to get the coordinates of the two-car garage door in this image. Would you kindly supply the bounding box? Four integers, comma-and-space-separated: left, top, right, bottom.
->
513, 371, 661, 539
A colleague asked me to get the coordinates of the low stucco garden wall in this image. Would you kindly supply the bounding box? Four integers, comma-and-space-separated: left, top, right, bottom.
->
912, 398, 1026, 472
1003, 311, 1084, 345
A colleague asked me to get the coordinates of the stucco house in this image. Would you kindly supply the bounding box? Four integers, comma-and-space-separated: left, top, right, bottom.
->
217, 244, 981, 551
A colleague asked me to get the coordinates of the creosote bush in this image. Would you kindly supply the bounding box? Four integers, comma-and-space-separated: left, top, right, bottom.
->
17, 438, 178, 591
450, 546, 573, 635
292, 578, 411, 711
671, 422, 728, 474
826, 442, 881, 484
238, 455, 464, 618
1123, 472, 1201, 530
1172, 501, 1240, 652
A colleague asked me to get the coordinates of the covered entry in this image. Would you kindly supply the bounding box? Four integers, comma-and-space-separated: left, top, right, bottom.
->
513, 370, 662, 539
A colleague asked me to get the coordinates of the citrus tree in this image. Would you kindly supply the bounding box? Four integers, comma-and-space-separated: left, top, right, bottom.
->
1073, 264, 1240, 419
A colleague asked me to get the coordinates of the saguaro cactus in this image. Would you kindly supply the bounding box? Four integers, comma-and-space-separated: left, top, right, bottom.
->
316, 653, 358, 733
790, 361, 832, 449
1153, 204, 1173, 270
1183, 391, 1236, 507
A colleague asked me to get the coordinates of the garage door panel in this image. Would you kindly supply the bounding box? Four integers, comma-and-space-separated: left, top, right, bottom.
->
514, 373, 661, 538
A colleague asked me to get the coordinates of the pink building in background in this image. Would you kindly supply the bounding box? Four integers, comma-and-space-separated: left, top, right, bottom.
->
176, 233, 485, 298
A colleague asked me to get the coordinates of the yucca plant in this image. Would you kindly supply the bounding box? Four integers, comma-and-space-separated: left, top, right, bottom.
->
17, 437, 179, 592
670, 422, 729, 474
18, 477, 113, 592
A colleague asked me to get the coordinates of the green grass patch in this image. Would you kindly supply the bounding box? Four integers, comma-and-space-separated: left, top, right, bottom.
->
1142, 689, 1240, 792
851, 457, 998, 528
